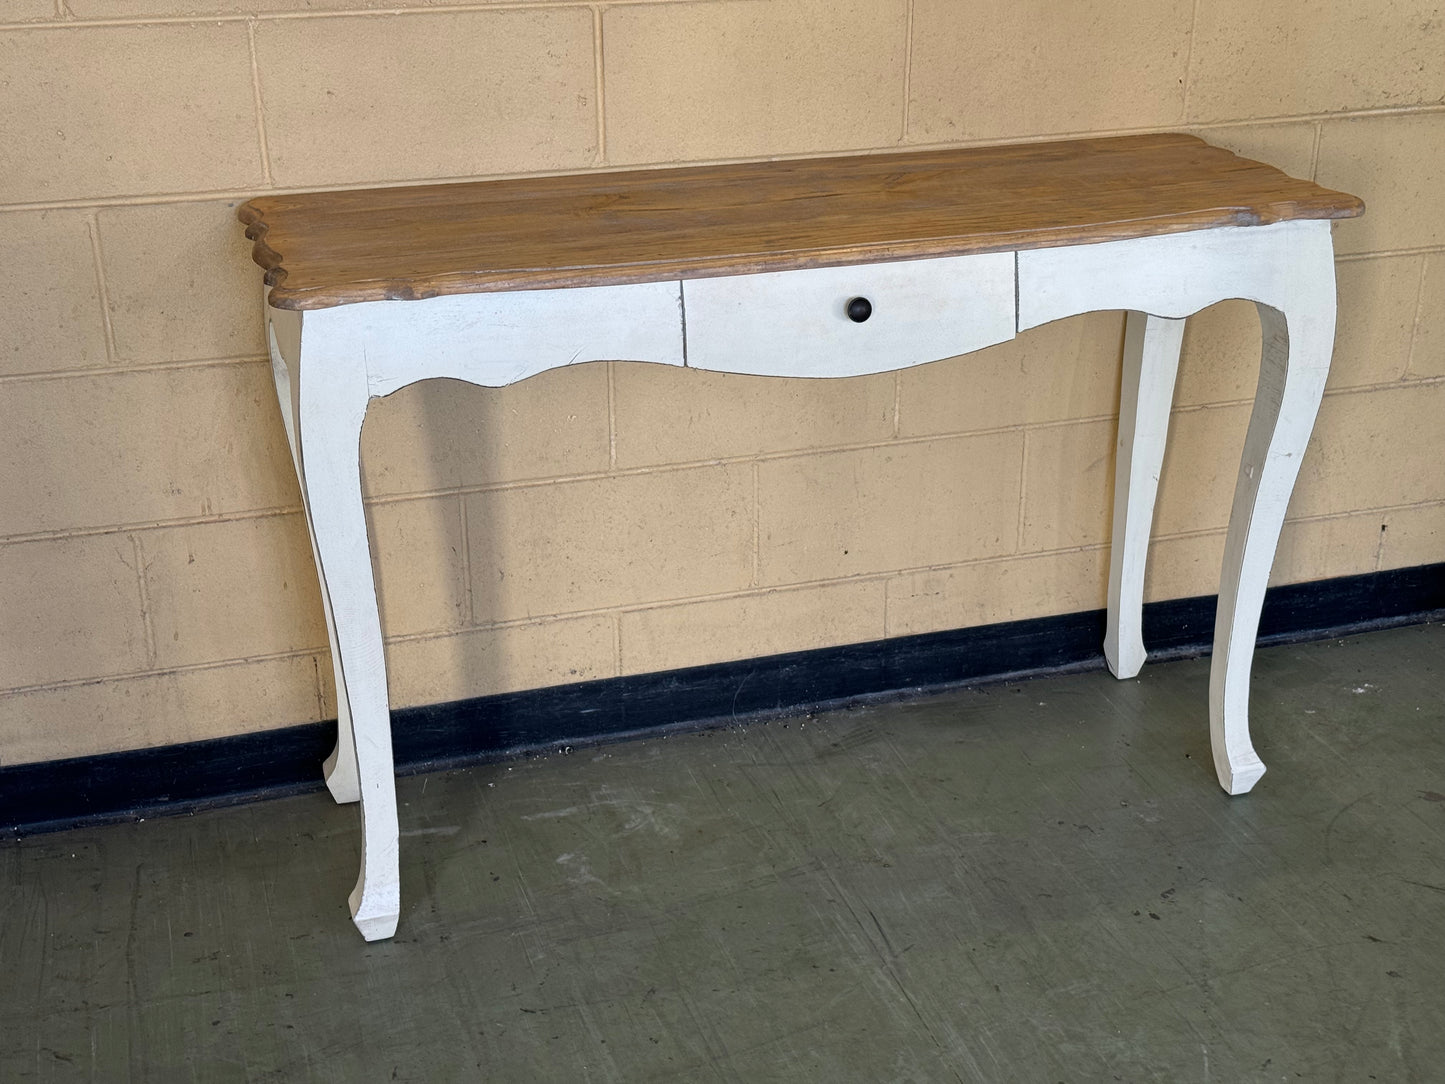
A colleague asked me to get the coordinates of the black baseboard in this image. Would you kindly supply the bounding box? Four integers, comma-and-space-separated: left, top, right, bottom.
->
6, 562, 1444, 836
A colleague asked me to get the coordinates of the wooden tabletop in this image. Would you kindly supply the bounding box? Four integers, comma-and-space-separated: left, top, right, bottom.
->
239, 134, 1363, 311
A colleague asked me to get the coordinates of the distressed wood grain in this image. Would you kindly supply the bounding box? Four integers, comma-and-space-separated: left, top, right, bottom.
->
239, 134, 1363, 310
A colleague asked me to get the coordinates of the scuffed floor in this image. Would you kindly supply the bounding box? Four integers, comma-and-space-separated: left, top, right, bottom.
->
4, 622, 1445, 1081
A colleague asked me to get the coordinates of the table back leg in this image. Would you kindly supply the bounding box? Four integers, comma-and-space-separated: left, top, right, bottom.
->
267, 310, 362, 805
1106, 312, 1185, 679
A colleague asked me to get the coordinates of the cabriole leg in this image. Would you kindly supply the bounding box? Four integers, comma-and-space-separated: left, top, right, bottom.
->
1210, 293, 1334, 795
294, 351, 400, 941
1105, 312, 1185, 680
267, 316, 361, 805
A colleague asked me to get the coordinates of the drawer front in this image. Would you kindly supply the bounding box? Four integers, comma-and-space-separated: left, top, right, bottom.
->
682, 252, 1016, 378
305, 280, 687, 397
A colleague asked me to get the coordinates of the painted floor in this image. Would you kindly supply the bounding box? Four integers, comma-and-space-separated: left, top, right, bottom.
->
4, 622, 1445, 1082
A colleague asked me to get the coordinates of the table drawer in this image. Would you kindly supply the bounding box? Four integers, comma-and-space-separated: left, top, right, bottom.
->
681, 252, 1016, 378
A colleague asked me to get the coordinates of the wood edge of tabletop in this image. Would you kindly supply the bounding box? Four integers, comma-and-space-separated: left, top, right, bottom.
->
237, 135, 1366, 312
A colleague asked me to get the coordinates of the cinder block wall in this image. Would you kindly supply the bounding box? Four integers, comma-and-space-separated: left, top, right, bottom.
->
1, 0, 1441, 766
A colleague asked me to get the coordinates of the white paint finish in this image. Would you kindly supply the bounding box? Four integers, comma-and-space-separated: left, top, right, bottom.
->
266, 305, 360, 807
295, 281, 685, 399
1018, 219, 1333, 328
1021, 219, 1338, 794
274, 302, 402, 940
261, 217, 1344, 939
1211, 285, 1336, 795
1105, 313, 1185, 680
682, 253, 1016, 378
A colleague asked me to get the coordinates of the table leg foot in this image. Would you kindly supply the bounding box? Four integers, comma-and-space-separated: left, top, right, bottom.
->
323, 734, 361, 805
350, 876, 401, 942
1105, 312, 1184, 681
1213, 746, 1267, 796
1104, 642, 1145, 681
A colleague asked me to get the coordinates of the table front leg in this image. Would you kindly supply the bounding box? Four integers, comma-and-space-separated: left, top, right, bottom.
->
1106, 312, 1185, 680
294, 364, 401, 941
1211, 295, 1334, 795
1017, 220, 1339, 794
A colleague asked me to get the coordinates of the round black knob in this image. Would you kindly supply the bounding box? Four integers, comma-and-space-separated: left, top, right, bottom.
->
845, 296, 872, 323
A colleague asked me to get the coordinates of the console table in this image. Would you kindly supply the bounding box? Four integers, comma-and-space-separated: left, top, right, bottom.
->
238, 134, 1363, 941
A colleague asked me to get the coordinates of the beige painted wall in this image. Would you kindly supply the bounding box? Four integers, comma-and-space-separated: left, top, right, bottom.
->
1, 0, 1442, 766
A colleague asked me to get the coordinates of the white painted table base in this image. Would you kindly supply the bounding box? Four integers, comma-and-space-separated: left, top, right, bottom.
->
263, 218, 1338, 941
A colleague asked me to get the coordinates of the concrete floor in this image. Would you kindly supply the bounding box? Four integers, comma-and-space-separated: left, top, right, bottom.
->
4, 622, 1445, 1082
